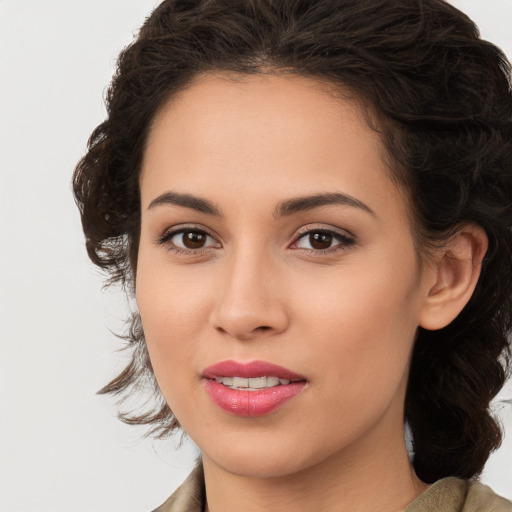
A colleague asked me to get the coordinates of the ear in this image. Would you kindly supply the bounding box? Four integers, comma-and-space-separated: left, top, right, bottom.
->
419, 224, 488, 331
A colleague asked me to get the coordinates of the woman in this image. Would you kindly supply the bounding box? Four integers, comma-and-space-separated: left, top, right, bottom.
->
73, 0, 512, 510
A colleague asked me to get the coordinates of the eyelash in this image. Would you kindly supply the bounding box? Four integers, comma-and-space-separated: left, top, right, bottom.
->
157, 225, 220, 255
290, 226, 355, 254
156, 225, 355, 256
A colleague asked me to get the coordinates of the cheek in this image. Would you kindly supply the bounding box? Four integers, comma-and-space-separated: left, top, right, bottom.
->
134, 252, 214, 390
297, 253, 420, 336
135, 272, 210, 423
293, 251, 421, 393
136, 249, 213, 332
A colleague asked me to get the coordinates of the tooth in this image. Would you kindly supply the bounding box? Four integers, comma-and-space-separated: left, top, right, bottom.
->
216, 377, 233, 386
215, 375, 293, 390
248, 377, 268, 389
232, 377, 249, 388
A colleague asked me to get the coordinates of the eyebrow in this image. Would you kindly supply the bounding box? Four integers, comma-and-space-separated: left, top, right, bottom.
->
148, 191, 221, 215
147, 190, 375, 217
274, 192, 375, 218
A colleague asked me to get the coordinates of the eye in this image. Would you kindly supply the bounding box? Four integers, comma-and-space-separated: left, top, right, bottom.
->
292, 228, 354, 252
159, 228, 220, 252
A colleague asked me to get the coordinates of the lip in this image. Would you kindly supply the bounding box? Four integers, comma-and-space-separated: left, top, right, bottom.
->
202, 360, 306, 381
201, 360, 307, 417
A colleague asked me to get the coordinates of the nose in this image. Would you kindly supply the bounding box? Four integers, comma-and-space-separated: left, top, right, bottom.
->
210, 247, 289, 341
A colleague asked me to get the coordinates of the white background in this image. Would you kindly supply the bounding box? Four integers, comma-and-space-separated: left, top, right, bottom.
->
0, 1, 510, 510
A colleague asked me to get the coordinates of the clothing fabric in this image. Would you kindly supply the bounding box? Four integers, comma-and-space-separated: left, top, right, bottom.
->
405, 477, 512, 512
152, 465, 512, 512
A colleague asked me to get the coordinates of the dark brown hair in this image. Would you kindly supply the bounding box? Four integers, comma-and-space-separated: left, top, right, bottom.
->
73, 0, 512, 484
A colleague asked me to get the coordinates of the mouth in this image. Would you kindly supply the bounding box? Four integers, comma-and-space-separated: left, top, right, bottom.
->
202, 359, 307, 381
213, 375, 294, 390
201, 360, 307, 417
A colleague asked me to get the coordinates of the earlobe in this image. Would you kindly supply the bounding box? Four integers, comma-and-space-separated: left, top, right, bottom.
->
419, 224, 488, 331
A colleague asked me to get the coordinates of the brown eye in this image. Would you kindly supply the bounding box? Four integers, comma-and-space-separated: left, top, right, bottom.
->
182, 231, 207, 249
293, 229, 354, 252
163, 229, 219, 251
309, 232, 333, 250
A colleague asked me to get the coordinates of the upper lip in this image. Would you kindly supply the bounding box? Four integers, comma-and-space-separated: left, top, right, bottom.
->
202, 360, 306, 381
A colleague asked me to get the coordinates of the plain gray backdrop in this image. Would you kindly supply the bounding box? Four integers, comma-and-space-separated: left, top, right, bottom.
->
0, 1, 511, 511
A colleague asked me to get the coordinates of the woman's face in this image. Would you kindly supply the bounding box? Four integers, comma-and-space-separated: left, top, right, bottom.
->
136, 73, 434, 478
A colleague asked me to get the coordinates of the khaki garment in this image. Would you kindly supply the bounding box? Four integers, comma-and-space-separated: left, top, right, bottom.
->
405, 477, 512, 512
153, 466, 512, 512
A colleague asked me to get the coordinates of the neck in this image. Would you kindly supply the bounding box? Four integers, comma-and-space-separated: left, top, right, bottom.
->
202, 424, 427, 512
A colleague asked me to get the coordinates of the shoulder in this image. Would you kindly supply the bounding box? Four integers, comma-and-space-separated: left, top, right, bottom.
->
465, 480, 512, 512
150, 469, 512, 512
151, 465, 205, 512
406, 477, 512, 512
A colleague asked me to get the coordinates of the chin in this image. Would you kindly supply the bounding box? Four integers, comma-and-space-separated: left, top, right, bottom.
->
212, 453, 307, 479
200, 433, 334, 480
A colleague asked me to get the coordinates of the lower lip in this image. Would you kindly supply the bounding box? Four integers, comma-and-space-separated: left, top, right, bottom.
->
203, 379, 306, 417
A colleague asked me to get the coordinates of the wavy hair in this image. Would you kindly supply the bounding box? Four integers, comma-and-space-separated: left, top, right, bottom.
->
73, 0, 512, 483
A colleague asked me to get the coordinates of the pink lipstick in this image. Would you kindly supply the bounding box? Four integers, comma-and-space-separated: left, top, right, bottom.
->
202, 360, 307, 417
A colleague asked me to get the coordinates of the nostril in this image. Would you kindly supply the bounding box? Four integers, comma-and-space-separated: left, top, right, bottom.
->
215, 324, 274, 340
211, 298, 289, 339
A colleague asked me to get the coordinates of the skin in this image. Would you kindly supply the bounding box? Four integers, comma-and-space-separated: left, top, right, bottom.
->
136, 73, 486, 512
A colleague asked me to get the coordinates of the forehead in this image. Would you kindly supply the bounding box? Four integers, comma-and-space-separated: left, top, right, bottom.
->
146, 72, 370, 161
140, 72, 409, 224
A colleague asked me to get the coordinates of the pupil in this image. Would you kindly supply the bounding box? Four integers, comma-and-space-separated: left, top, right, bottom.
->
310, 232, 332, 250
183, 231, 206, 249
